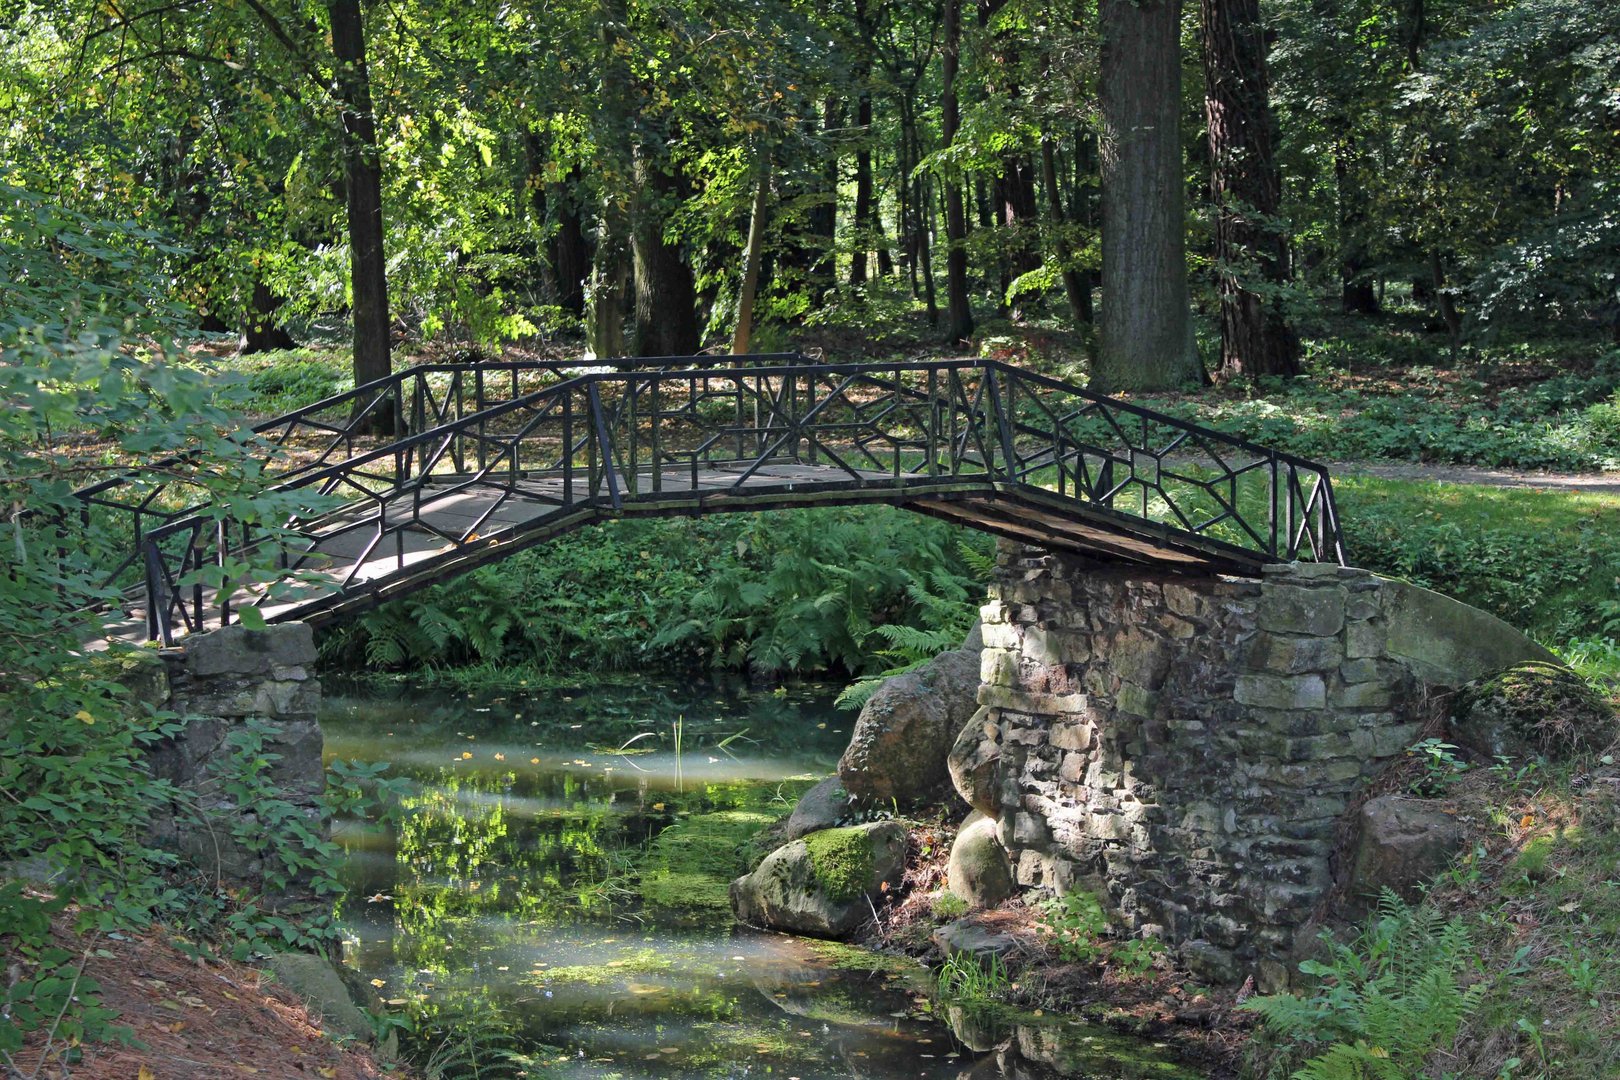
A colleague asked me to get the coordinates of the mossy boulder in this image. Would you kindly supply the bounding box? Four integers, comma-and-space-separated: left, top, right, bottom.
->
729, 821, 907, 938
1451, 661, 1617, 762
946, 810, 1014, 909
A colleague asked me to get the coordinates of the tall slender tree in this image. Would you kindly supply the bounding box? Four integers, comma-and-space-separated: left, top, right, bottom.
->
1201, 0, 1301, 378
940, 0, 975, 343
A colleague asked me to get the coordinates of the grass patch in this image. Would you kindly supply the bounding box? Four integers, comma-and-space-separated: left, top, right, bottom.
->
1336, 477, 1620, 643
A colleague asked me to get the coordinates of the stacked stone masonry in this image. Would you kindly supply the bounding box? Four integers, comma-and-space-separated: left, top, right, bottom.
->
144, 623, 326, 892
966, 542, 1553, 989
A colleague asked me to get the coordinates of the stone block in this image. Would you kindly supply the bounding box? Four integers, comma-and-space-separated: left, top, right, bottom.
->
1050, 720, 1093, 752
980, 649, 1019, 688
1234, 674, 1326, 711
1345, 620, 1384, 658
1383, 579, 1558, 687
1257, 584, 1345, 637
183, 623, 316, 677
1372, 721, 1426, 757
977, 684, 1087, 715
1334, 681, 1394, 710
1115, 681, 1159, 719
1248, 633, 1344, 675
1339, 658, 1380, 683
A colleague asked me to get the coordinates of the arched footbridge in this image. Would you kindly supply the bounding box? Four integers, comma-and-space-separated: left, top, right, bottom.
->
74, 354, 1346, 645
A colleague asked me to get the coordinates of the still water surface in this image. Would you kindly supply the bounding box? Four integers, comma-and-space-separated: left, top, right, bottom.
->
324, 676, 1201, 1079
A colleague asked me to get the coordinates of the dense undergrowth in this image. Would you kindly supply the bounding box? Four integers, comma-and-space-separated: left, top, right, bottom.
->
320, 506, 994, 683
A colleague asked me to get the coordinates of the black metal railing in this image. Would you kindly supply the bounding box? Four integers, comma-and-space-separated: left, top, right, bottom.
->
76, 357, 1344, 643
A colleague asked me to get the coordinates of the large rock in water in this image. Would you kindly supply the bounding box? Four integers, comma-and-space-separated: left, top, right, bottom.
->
1344, 795, 1467, 913
839, 642, 982, 807
1450, 661, 1617, 762
730, 822, 908, 937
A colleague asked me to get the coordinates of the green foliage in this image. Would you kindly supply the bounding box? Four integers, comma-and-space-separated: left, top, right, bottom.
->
1035, 889, 1110, 965
1334, 478, 1620, 644
803, 827, 876, 903
1139, 350, 1620, 471
1407, 739, 1470, 798
1111, 935, 1166, 978
1241, 892, 1493, 1080
325, 507, 992, 679
931, 891, 970, 920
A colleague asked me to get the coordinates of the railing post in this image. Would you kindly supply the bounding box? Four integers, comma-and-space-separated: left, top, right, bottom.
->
588, 382, 622, 510
142, 539, 168, 646
627, 376, 639, 496
563, 393, 575, 506
650, 376, 662, 494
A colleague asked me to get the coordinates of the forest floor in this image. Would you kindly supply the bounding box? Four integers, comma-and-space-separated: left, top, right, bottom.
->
9, 905, 404, 1080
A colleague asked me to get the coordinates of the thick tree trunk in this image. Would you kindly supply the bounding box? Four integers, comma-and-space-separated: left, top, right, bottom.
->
1000, 157, 1041, 318
1201, 0, 1300, 379
1094, 0, 1201, 393
326, 0, 391, 411
732, 146, 772, 354
589, 0, 633, 358
631, 152, 700, 357
941, 0, 975, 343
808, 96, 841, 301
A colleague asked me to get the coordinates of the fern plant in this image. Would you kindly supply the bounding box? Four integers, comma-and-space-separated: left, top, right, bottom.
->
1241, 891, 1491, 1080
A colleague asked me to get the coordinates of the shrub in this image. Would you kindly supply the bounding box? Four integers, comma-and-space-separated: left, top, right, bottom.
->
1241, 891, 1493, 1080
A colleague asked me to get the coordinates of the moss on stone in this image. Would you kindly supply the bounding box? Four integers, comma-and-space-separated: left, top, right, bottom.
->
1457, 661, 1617, 760
803, 827, 875, 903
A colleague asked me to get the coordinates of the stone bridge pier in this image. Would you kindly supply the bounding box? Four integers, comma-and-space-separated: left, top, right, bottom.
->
951, 542, 1554, 988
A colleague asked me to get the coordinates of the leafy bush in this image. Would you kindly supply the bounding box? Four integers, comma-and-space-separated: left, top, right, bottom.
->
1241, 892, 1493, 1080
324, 506, 993, 678
1035, 889, 1111, 965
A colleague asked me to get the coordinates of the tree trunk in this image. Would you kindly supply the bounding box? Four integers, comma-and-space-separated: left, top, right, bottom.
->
524, 132, 562, 303
1094, 0, 1201, 393
1335, 140, 1380, 314
326, 0, 392, 412
1201, 0, 1300, 379
632, 151, 700, 357
242, 281, 297, 353
589, 0, 633, 358
1000, 156, 1040, 318
850, 53, 875, 287
552, 173, 590, 318
941, 0, 975, 343
1040, 138, 1092, 326
1428, 249, 1461, 359
808, 96, 841, 301
732, 145, 772, 354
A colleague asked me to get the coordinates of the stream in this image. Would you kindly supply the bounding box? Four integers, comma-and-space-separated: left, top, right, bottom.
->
324, 676, 1204, 1079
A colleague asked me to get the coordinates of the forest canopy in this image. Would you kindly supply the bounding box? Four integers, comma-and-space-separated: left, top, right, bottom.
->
1, 0, 1615, 387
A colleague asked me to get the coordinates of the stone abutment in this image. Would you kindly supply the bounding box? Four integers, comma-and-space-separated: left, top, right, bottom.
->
953, 541, 1554, 988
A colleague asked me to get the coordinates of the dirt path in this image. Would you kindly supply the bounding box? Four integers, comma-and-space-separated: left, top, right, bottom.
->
1329, 461, 1620, 493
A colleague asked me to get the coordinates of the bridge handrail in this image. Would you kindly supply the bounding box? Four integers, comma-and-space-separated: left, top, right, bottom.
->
87, 356, 1344, 643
